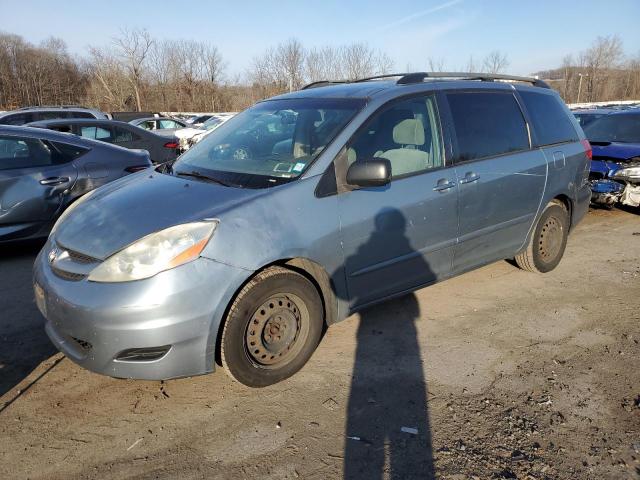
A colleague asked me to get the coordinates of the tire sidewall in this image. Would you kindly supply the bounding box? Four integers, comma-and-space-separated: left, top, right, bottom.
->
531, 204, 570, 273
222, 271, 323, 387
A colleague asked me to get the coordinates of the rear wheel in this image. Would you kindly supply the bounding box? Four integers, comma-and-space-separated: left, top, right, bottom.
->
220, 266, 323, 387
515, 201, 570, 273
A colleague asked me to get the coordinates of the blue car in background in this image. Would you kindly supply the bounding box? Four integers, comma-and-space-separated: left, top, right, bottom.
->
573, 108, 615, 129
584, 110, 640, 208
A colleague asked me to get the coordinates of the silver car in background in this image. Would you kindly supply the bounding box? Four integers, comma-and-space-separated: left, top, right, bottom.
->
1, 125, 151, 242
33, 73, 591, 387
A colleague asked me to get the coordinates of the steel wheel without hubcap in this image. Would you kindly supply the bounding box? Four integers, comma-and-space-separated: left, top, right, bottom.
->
245, 294, 309, 368
538, 215, 563, 263
514, 201, 570, 274
220, 266, 323, 387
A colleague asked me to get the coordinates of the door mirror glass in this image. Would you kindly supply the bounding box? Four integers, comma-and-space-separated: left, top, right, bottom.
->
346, 158, 391, 187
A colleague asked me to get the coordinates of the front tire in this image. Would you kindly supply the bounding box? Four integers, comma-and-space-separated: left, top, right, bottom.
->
515, 201, 570, 273
220, 266, 323, 387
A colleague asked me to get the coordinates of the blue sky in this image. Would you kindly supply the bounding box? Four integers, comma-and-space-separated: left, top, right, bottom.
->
1, 0, 639, 77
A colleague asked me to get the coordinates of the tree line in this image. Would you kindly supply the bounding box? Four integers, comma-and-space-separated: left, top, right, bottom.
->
533, 35, 640, 104
0, 30, 638, 114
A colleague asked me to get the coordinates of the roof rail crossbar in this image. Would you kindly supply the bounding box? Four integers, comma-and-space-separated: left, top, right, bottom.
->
396, 72, 550, 89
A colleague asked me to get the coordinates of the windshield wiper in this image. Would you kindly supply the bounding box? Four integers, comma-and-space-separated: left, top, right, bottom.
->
175, 170, 233, 187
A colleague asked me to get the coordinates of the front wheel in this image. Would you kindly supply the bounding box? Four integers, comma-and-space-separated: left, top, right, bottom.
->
220, 267, 323, 387
515, 201, 570, 273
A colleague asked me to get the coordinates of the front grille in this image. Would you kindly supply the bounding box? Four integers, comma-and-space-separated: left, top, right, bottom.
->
63, 247, 99, 264
51, 266, 86, 282
72, 337, 93, 351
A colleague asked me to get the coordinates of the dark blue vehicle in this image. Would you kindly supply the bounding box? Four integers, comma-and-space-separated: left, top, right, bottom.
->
573, 108, 615, 128
584, 110, 640, 208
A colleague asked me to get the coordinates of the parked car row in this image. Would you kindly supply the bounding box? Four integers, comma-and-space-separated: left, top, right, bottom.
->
27, 119, 180, 165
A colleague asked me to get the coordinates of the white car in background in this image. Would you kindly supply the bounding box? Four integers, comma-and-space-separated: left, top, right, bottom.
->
187, 113, 236, 147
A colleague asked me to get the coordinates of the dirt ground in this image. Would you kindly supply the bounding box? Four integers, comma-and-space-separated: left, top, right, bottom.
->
0, 207, 638, 480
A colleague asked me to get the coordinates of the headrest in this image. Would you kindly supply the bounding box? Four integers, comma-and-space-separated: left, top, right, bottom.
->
393, 119, 425, 146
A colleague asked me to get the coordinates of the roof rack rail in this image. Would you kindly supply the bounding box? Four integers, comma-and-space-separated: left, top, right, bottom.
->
300, 72, 550, 91
301, 80, 349, 90
395, 72, 550, 88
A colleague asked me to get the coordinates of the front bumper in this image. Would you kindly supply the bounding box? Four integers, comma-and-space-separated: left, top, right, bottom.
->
33, 245, 250, 380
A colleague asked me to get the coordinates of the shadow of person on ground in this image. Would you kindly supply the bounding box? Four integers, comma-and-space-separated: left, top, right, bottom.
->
338, 209, 436, 479
0, 240, 56, 398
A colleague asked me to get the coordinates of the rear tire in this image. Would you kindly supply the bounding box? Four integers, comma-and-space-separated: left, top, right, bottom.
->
220, 266, 323, 387
515, 201, 570, 273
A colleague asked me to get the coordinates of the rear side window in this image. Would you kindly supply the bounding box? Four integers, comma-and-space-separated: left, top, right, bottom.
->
48, 141, 89, 163
158, 119, 179, 129
0, 136, 86, 170
0, 113, 33, 125
446, 92, 529, 162
37, 111, 67, 121
68, 111, 95, 119
520, 91, 578, 146
80, 126, 114, 142
113, 127, 136, 143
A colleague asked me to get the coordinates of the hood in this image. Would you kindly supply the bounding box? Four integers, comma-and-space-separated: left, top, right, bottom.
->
54, 171, 263, 259
591, 142, 640, 162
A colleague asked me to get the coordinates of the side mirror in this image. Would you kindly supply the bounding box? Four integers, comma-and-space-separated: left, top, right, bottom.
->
346, 158, 392, 187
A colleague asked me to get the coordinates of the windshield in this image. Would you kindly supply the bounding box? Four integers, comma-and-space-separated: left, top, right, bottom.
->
584, 114, 640, 143
172, 98, 365, 188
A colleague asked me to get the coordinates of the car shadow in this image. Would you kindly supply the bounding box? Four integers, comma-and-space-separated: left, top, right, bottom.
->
336, 208, 436, 479
0, 240, 57, 398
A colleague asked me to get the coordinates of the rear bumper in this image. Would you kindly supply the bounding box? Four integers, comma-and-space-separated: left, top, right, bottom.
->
572, 184, 591, 229
33, 244, 251, 380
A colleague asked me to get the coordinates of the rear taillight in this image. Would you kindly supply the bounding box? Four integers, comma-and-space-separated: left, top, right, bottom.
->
581, 139, 592, 160
164, 141, 179, 149
125, 165, 149, 173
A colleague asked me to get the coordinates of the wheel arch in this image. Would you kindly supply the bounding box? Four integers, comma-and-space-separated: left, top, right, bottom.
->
550, 193, 573, 229
213, 257, 339, 367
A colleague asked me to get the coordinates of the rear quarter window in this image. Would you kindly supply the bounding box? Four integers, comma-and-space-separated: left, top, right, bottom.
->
0, 112, 34, 125
446, 91, 530, 162
520, 91, 578, 146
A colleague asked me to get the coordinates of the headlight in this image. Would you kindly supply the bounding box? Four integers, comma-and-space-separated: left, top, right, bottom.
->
88, 221, 218, 283
50, 189, 97, 236
611, 166, 640, 181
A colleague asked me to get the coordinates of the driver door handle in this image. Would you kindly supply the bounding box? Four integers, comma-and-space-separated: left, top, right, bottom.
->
459, 172, 480, 184
40, 177, 70, 186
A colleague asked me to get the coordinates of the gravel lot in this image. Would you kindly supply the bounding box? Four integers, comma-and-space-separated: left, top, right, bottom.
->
1, 208, 639, 480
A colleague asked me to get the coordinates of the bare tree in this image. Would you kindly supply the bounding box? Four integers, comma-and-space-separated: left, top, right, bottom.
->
427, 57, 446, 72
482, 50, 510, 74
112, 28, 153, 111
582, 35, 624, 101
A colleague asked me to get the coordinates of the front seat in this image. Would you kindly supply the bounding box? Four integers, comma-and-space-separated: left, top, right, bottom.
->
375, 118, 429, 177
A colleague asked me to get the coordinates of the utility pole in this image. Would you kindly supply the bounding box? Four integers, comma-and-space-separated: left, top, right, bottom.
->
577, 73, 588, 104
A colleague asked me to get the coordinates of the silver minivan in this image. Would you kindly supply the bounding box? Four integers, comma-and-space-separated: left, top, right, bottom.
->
33, 73, 592, 387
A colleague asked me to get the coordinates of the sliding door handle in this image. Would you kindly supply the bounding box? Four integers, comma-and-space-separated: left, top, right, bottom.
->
459, 172, 480, 184
433, 179, 456, 192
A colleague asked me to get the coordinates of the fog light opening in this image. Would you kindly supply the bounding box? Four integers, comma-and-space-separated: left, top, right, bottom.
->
115, 345, 171, 362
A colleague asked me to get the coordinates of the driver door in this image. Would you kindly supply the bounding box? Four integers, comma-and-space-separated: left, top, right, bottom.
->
336, 94, 459, 308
